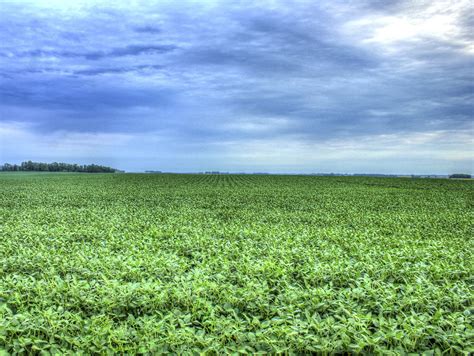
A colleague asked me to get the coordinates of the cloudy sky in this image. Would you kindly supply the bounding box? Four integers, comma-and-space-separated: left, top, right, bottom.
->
0, 0, 472, 173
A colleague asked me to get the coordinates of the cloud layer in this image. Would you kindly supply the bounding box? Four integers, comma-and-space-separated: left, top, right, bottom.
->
0, 0, 472, 173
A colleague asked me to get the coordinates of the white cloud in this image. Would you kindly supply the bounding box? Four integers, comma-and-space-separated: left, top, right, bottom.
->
0, 121, 133, 162
217, 129, 474, 173
342, 0, 473, 55
218, 117, 292, 134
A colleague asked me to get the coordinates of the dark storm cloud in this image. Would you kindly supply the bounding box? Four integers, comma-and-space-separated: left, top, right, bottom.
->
0, 0, 472, 172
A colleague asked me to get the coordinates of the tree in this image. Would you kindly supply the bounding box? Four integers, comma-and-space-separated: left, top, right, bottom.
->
1, 161, 119, 173
449, 174, 471, 179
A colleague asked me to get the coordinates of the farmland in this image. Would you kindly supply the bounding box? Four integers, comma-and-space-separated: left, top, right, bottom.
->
0, 173, 472, 354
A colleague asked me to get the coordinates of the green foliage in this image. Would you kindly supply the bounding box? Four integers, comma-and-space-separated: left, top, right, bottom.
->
0, 161, 118, 173
0, 173, 472, 353
449, 174, 471, 179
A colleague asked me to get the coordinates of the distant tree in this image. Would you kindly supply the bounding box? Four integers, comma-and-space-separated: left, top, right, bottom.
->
0, 161, 119, 173
449, 174, 471, 179
1, 163, 13, 171
50, 162, 59, 172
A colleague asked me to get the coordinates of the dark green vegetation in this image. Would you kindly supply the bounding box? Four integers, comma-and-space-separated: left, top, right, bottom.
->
0, 173, 473, 354
0, 161, 118, 173
449, 174, 472, 179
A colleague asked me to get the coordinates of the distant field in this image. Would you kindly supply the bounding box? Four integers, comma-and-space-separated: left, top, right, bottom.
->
0, 173, 472, 353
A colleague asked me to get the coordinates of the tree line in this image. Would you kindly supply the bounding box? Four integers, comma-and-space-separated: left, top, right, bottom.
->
448, 174, 471, 179
0, 161, 119, 173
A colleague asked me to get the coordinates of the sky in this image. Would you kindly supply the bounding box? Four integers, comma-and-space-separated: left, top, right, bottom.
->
0, 0, 473, 174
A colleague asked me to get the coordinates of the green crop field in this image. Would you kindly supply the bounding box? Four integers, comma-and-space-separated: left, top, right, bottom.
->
0, 173, 472, 354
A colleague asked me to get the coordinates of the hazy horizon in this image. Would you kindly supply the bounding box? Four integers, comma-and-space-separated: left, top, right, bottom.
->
0, 160, 469, 176
1, 0, 473, 174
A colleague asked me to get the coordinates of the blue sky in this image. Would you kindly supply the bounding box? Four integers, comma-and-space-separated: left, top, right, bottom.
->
0, 0, 472, 173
